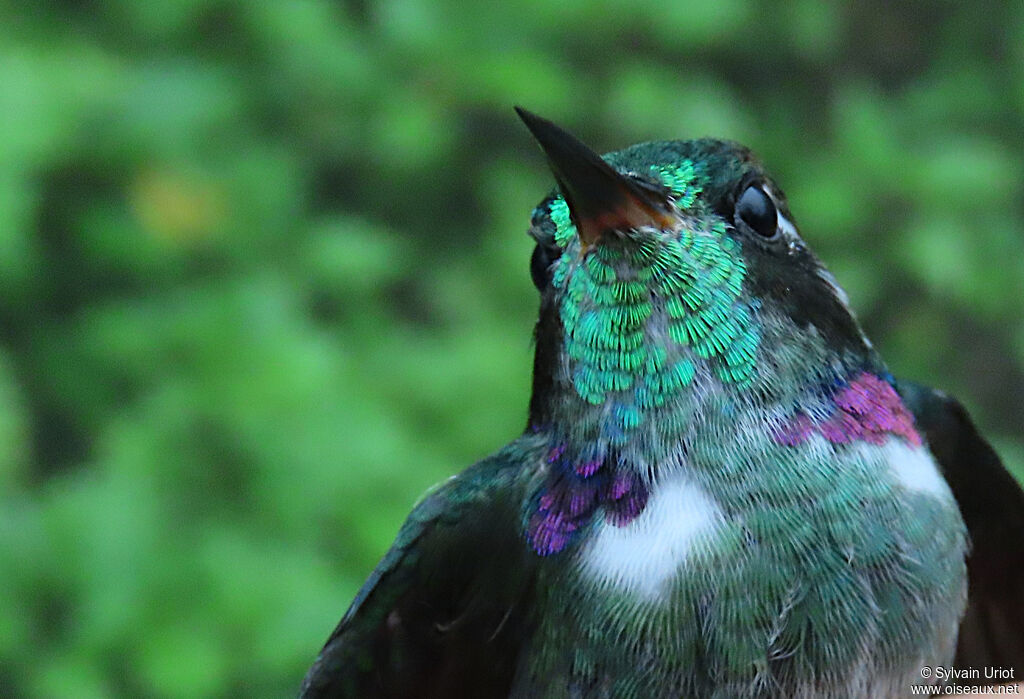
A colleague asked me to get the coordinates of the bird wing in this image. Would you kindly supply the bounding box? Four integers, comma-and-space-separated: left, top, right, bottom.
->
299, 449, 538, 698
896, 379, 1024, 679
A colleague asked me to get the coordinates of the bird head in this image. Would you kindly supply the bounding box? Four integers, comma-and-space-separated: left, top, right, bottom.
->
517, 108, 878, 437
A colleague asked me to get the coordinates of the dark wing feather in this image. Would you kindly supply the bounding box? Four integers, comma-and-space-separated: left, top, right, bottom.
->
299, 452, 537, 698
896, 379, 1024, 681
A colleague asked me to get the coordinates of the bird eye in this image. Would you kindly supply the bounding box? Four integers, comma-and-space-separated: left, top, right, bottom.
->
530, 244, 558, 291
736, 185, 778, 238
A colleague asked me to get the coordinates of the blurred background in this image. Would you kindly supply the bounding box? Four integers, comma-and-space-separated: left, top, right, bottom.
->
1, 1, 1023, 697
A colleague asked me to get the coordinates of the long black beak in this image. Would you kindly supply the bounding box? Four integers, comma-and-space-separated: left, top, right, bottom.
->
515, 107, 675, 247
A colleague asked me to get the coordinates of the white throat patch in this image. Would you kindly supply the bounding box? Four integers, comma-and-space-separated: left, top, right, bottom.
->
580, 473, 723, 601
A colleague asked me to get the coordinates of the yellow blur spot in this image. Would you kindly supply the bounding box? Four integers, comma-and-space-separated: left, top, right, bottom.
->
131, 169, 225, 245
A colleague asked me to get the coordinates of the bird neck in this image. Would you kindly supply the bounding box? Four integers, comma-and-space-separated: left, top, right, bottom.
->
528, 220, 761, 448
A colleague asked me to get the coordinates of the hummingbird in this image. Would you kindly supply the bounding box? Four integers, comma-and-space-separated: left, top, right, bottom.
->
300, 109, 1024, 698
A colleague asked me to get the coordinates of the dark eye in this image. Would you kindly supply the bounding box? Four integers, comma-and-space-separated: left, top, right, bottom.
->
736, 185, 778, 238
530, 244, 558, 291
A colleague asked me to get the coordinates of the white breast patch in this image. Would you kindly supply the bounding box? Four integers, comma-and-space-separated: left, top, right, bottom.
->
580, 473, 723, 601
882, 439, 954, 500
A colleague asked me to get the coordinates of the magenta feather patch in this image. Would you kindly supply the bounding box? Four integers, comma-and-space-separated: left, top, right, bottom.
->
527, 445, 649, 556
775, 373, 921, 447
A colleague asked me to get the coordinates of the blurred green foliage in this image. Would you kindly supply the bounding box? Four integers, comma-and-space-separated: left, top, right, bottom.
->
1, 1, 1023, 696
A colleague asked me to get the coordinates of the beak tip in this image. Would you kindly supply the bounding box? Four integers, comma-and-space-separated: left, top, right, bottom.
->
514, 106, 557, 146
516, 108, 674, 245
